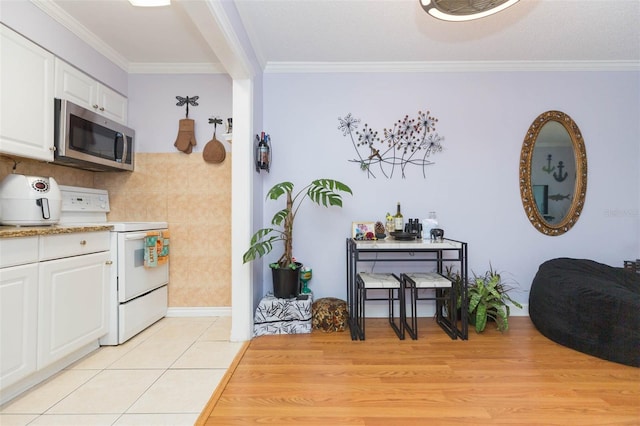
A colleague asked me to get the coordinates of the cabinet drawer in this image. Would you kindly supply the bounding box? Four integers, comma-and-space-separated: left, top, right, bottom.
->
0, 237, 39, 268
40, 231, 110, 261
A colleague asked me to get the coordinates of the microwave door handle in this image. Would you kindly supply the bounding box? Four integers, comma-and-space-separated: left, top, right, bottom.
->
115, 132, 128, 163
122, 133, 128, 164
113, 132, 127, 162
114, 133, 121, 161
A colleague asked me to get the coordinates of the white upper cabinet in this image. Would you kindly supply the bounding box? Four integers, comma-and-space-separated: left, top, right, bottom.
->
0, 25, 55, 162
54, 58, 128, 125
96, 83, 128, 125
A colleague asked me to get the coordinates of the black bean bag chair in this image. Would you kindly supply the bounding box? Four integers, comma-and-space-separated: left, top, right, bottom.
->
529, 258, 640, 367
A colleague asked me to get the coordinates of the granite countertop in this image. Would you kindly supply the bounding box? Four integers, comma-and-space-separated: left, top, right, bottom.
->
0, 224, 114, 239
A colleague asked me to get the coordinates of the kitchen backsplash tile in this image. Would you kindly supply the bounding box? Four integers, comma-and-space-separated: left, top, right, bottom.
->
0, 152, 231, 308
97, 152, 232, 308
0, 156, 94, 187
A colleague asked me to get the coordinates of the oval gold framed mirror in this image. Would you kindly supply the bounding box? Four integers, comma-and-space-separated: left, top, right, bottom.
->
519, 110, 587, 235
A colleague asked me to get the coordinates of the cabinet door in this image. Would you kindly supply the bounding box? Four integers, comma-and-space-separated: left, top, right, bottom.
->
0, 264, 38, 389
38, 251, 110, 369
0, 25, 54, 161
96, 84, 128, 124
54, 58, 127, 125
54, 58, 96, 111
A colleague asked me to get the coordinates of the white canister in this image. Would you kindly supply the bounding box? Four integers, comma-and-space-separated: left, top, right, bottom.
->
423, 211, 438, 238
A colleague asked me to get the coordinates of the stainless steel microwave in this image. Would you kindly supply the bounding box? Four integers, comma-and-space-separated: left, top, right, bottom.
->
53, 98, 135, 172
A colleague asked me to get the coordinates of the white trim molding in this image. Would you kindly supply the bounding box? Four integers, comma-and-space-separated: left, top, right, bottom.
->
30, 0, 129, 71
166, 307, 232, 317
264, 60, 640, 74
128, 62, 226, 74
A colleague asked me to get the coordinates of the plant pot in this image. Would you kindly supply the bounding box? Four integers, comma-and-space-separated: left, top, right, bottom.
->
271, 263, 302, 299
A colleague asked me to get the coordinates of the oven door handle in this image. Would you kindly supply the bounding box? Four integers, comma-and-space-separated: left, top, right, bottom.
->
124, 232, 151, 241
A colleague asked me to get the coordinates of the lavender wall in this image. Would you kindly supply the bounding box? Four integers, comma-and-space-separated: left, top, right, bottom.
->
128, 74, 232, 154
261, 70, 640, 305
0, 1, 127, 94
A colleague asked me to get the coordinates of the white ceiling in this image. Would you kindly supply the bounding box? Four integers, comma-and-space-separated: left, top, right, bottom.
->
37, 0, 640, 73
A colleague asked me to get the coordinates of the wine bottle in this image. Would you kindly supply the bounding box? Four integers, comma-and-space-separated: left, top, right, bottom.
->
394, 202, 404, 231
257, 133, 269, 170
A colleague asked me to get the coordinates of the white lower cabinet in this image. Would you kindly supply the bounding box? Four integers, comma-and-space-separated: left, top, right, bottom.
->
38, 251, 110, 369
0, 231, 111, 404
0, 264, 38, 389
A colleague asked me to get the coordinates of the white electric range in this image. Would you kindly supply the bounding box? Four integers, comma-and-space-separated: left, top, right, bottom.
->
58, 185, 168, 345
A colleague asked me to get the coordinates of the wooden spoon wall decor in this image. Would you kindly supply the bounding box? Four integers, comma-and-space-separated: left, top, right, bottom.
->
203, 117, 226, 163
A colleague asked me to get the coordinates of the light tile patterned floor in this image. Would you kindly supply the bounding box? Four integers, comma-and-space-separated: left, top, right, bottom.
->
0, 316, 241, 426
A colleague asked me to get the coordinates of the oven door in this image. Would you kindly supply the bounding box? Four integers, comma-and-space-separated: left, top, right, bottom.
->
117, 230, 169, 303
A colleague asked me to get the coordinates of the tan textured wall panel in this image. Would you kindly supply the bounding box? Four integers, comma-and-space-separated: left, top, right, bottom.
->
0, 152, 231, 308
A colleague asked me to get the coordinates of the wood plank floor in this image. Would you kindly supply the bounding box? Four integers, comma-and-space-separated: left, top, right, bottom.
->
197, 317, 639, 425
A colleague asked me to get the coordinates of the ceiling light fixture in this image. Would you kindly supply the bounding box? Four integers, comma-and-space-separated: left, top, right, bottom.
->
420, 0, 519, 22
128, 0, 170, 7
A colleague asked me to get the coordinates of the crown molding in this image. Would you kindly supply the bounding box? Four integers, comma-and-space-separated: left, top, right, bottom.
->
128, 62, 227, 74
31, 0, 129, 71
31, 0, 225, 75
264, 60, 640, 74
27, 0, 640, 76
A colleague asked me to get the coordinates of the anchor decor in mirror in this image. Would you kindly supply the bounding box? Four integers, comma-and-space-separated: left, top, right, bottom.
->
338, 110, 445, 179
519, 110, 587, 236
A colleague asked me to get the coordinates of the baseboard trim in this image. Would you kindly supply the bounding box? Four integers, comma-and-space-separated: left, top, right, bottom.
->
166, 307, 231, 317
165, 303, 529, 319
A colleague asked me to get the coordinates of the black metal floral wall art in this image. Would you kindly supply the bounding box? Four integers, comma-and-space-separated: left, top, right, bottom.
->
338, 111, 445, 178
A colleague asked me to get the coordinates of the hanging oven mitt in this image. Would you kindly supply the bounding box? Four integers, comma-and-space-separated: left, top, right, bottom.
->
174, 118, 197, 153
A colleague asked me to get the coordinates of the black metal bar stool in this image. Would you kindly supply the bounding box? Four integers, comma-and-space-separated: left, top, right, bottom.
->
401, 272, 457, 340
355, 272, 404, 340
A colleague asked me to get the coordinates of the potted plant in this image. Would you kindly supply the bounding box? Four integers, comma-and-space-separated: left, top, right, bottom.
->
445, 265, 522, 333
467, 265, 522, 333
242, 179, 352, 298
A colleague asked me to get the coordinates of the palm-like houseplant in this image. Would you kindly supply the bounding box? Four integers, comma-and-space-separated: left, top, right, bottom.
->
242, 179, 352, 270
